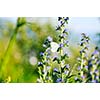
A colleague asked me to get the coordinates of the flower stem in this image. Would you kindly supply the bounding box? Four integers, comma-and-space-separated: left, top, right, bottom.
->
0, 17, 26, 79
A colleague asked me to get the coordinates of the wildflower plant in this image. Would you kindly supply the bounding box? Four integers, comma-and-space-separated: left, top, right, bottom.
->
37, 17, 72, 83
53, 17, 72, 83
88, 47, 100, 83
75, 33, 90, 82
37, 17, 100, 83
1, 17, 100, 83
37, 36, 53, 83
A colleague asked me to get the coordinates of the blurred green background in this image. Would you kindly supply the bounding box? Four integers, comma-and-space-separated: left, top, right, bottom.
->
0, 17, 100, 82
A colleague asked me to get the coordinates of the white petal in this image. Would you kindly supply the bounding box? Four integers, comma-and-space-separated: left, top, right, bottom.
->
50, 42, 59, 52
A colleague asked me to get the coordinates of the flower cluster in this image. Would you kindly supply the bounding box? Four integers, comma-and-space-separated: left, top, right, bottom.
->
75, 33, 90, 82
75, 35, 100, 83
87, 47, 100, 83
52, 17, 72, 83
37, 17, 100, 83
37, 37, 53, 83
37, 17, 71, 83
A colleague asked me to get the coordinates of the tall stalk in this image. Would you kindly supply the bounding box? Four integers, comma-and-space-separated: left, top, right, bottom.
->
0, 17, 26, 80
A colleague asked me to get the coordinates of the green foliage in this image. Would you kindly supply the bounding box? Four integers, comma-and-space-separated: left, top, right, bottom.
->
0, 17, 100, 83
37, 17, 100, 83
0, 17, 58, 82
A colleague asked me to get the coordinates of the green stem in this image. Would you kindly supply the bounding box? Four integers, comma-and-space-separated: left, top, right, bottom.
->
0, 17, 25, 79
0, 27, 18, 78
60, 37, 64, 82
49, 56, 53, 83
80, 53, 84, 77
60, 26, 65, 82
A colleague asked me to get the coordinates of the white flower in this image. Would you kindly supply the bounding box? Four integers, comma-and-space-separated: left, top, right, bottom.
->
50, 42, 59, 52
29, 56, 37, 65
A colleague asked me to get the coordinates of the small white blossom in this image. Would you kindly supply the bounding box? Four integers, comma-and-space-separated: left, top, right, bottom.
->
50, 42, 59, 52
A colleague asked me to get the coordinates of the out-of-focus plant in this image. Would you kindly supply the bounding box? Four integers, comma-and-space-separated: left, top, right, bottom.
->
0, 17, 59, 82
0, 18, 26, 82
87, 47, 100, 83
